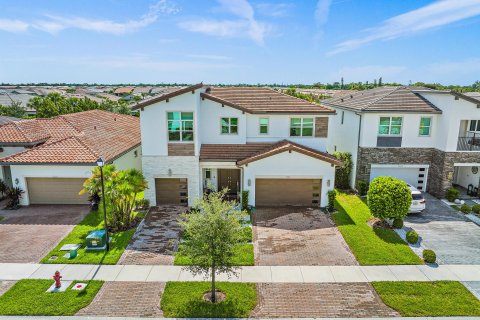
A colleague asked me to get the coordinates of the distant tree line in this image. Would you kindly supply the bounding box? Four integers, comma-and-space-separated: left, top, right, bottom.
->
0, 93, 133, 119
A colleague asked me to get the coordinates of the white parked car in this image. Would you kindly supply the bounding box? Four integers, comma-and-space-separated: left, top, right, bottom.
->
407, 184, 426, 213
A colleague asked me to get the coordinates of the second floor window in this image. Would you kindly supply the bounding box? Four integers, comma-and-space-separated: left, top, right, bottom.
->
419, 117, 432, 136
221, 117, 238, 134
168, 112, 193, 142
290, 118, 313, 137
378, 116, 402, 135
259, 117, 269, 134
469, 120, 480, 132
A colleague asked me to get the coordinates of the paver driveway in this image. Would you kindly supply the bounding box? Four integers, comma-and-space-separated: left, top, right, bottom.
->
254, 207, 358, 265
252, 283, 399, 318
119, 205, 184, 265
405, 194, 480, 264
0, 205, 89, 263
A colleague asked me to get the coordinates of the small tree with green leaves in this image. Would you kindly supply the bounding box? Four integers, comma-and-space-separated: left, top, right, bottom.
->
178, 188, 247, 303
333, 152, 352, 189
367, 176, 412, 220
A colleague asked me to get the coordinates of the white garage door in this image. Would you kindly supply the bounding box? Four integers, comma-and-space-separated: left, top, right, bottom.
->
27, 178, 89, 204
370, 165, 428, 191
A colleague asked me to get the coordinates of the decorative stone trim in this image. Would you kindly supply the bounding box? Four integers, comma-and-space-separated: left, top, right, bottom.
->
168, 143, 195, 156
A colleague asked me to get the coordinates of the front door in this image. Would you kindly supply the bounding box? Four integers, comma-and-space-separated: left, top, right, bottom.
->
217, 169, 240, 195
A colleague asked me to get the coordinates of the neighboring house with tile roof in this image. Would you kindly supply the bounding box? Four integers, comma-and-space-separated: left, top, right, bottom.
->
324, 86, 480, 197
0, 109, 141, 205
133, 83, 339, 208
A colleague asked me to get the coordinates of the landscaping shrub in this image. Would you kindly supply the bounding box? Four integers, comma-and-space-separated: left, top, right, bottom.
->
241, 190, 249, 211
356, 180, 368, 196
367, 176, 412, 220
446, 187, 459, 202
472, 204, 480, 214
406, 230, 419, 244
392, 218, 404, 229
5, 187, 24, 209
327, 190, 336, 211
460, 204, 471, 214
423, 249, 437, 264
333, 152, 352, 189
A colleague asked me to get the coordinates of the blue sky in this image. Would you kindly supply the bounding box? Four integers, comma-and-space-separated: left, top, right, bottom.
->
1, 0, 480, 85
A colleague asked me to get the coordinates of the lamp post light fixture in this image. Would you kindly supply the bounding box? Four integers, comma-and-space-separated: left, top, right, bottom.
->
96, 157, 109, 251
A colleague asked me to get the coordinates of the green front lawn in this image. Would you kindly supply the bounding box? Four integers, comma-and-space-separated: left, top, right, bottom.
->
41, 209, 136, 265
0, 279, 103, 316
175, 243, 254, 266
373, 281, 480, 316
161, 282, 257, 318
333, 192, 422, 265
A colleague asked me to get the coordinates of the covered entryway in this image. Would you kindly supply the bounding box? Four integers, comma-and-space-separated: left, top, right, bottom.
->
155, 178, 188, 205
370, 165, 429, 191
26, 177, 88, 204
255, 179, 321, 206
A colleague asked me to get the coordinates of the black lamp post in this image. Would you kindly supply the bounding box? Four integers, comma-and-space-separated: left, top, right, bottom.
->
96, 157, 109, 251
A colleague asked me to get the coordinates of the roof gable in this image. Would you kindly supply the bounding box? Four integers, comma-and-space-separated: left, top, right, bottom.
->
131, 83, 203, 110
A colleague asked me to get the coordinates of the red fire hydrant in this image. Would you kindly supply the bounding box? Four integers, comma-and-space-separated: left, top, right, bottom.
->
53, 271, 62, 288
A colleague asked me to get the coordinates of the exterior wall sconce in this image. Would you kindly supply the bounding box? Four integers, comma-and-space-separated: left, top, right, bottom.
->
327, 179, 331, 187
247, 179, 251, 186
168, 169, 172, 176
14, 178, 19, 185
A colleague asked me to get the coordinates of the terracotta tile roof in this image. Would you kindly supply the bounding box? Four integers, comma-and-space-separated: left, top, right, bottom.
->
322, 86, 442, 114
203, 87, 335, 114
200, 140, 341, 166
200, 143, 274, 162
0, 120, 50, 144
0, 110, 140, 164
131, 83, 204, 110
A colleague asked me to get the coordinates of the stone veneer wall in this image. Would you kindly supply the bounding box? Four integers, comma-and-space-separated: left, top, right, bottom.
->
356, 147, 479, 197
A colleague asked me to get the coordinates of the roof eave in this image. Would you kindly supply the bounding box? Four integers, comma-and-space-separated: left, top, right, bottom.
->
131, 83, 203, 110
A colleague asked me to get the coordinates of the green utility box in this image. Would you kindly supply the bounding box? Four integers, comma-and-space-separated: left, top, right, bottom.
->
85, 230, 107, 251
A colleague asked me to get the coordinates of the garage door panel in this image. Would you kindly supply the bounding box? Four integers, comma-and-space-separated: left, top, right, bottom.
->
27, 178, 89, 204
256, 179, 321, 206
155, 178, 188, 205
370, 166, 428, 191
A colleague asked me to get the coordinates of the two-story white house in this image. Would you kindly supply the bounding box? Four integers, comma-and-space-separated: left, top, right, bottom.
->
133, 83, 341, 208
325, 86, 480, 197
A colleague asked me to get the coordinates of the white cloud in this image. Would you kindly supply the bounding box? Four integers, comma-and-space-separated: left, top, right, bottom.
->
315, 0, 332, 26
331, 65, 406, 82
329, 0, 480, 55
0, 19, 29, 32
0, 0, 178, 35
256, 3, 293, 17
178, 0, 269, 44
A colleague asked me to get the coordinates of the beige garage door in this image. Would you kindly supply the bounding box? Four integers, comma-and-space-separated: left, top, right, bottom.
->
255, 179, 321, 206
155, 178, 188, 205
27, 178, 89, 204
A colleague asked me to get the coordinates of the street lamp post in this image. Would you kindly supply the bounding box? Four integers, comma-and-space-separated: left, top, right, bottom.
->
96, 157, 109, 251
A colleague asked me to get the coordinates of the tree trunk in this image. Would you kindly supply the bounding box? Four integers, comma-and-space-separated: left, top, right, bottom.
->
211, 265, 216, 303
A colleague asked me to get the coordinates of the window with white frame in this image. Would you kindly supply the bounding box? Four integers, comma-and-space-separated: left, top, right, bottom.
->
378, 116, 402, 135
469, 120, 480, 132
290, 118, 313, 137
419, 117, 432, 136
221, 117, 238, 134
259, 117, 269, 134
167, 112, 194, 142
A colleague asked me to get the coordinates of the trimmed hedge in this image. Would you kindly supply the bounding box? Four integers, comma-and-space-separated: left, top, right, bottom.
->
423, 249, 437, 264
367, 176, 412, 220
460, 204, 471, 214
406, 230, 419, 244
357, 180, 368, 196
333, 152, 352, 189
446, 187, 459, 202
327, 190, 336, 211
392, 218, 404, 229
472, 204, 480, 214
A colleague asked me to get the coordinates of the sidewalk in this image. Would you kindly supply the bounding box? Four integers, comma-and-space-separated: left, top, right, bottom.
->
1, 263, 480, 283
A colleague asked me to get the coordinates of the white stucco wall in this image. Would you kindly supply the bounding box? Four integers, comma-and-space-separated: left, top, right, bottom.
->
113, 146, 142, 171
140, 90, 201, 156
198, 99, 246, 144
142, 155, 200, 207
241, 151, 336, 207
455, 166, 480, 189
10, 165, 93, 206
359, 113, 439, 148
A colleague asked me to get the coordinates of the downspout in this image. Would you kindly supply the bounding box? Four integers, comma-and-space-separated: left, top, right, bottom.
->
354, 112, 363, 189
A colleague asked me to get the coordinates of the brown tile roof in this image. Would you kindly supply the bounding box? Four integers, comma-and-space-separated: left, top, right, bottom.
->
322, 86, 442, 114
203, 87, 335, 114
0, 120, 50, 145
200, 140, 341, 166
114, 87, 134, 94
131, 83, 204, 110
0, 110, 140, 165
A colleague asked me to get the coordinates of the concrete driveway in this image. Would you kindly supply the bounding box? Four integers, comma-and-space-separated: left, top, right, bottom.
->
254, 207, 358, 266
0, 205, 89, 263
405, 194, 480, 264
